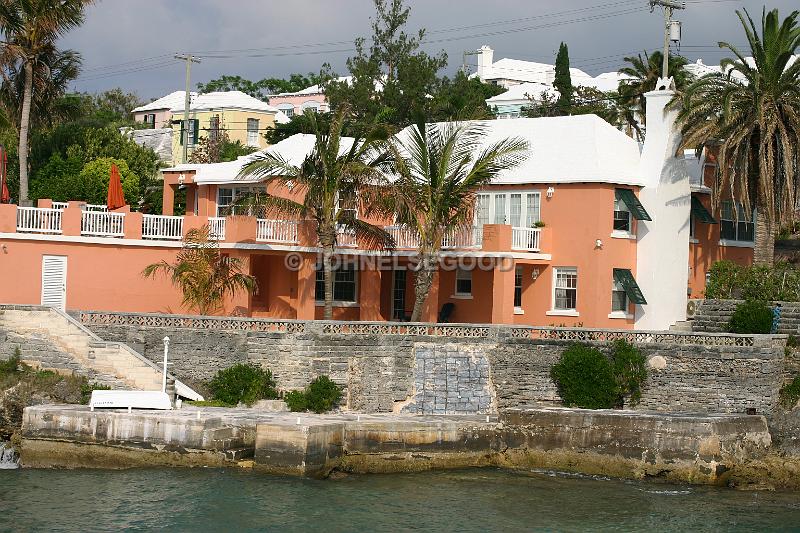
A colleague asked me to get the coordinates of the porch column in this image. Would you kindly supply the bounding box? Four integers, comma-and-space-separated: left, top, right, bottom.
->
162, 183, 175, 216
490, 257, 516, 324
359, 264, 382, 321
296, 252, 316, 320
224, 250, 252, 316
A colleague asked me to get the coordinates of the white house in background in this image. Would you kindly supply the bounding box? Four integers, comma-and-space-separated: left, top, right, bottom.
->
267, 76, 386, 118
131, 91, 195, 129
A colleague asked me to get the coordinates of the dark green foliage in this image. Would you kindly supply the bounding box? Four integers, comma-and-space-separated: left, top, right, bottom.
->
780, 376, 800, 408
0, 353, 21, 376
550, 341, 648, 409
705, 260, 800, 301
79, 383, 111, 405
197, 73, 324, 100
283, 376, 342, 413
787, 334, 799, 348
208, 363, 278, 406
554, 42, 573, 115
184, 400, 233, 407
609, 340, 647, 406
728, 300, 774, 334
550, 344, 617, 409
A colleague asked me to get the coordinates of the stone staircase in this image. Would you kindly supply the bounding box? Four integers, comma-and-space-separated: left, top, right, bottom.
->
0, 305, 202, 400
692, 299, 800, 335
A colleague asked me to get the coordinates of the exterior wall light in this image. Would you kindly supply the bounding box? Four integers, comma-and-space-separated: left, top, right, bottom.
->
546, 187, 555, 198
595, 239, 603, 248
178, 173, 185, 185
531, 268, 540, 280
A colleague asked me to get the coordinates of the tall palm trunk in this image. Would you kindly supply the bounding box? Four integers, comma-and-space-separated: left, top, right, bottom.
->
410, 250, 437, 322
754, 207, 775, 266
319, 224, 336, 320
18, 61, 34, 205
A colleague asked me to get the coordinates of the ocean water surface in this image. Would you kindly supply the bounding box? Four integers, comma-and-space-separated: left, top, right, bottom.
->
1, 467, 799, 532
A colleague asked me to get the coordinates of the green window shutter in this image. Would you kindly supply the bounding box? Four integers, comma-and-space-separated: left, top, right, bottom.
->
691, 195, 717, 224
613, 268, 647, 305
179, 120, 184, 145
192, 119, 199, 144
615, 189, 651, 221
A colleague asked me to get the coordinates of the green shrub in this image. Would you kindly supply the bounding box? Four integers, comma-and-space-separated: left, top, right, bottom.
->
728, 300, 773, 334
184, 400, 232, 407
208, 363, 278, 406
609, 340, 648, 406
788, 334, 800, 348
550, 344, 617, 409
705, 260, 800, 301
284, 390, 309, 412
79, 383, 112, 405
283, 376, 342, 413
780, 376, 800, 408
550, 342, 648, 409
0, 353, 20, 376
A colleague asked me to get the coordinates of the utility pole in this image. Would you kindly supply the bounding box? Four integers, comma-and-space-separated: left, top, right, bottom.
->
461, 49, 480, 74
175, 53, 201, 164
649, 0, 685, 79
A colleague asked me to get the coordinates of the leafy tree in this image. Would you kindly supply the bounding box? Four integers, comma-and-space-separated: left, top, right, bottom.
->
197, 73, 324, 100
143, 225, 257, 315
189, 128, 255, 164
676, 8, 800, 265
430, 71, 505, 120
31, 156, 138, 205
238, 108, 394, 319
0, 0, 94, 203
554, 42, 573, 115
382, 122, 528, 321
522, 91, 563, 118
618, 50, 692, 127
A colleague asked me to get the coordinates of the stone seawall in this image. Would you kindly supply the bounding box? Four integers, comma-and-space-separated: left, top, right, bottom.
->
693, 299, 800, 335
79, 312, 788, 416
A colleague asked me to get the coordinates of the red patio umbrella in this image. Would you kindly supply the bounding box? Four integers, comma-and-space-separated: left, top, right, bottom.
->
0, 146, 9, 204
107, 163, 125, 210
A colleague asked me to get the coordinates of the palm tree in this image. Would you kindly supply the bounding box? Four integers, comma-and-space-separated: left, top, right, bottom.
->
676, 8, 800, 265
143, 225, 256, 315
237, 108, 394, 320
0, 0, 94, 204
384, 122, 528, 322
618, 50, 692, 129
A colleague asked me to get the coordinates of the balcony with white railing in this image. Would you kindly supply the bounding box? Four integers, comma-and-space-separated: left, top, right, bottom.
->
442, 226, 483, 249
511, 227, 541, 252
81, 211, 125, 238
51, 201, 69, 210
256, 219, 298, 244
142, 214, 184, 240
336, 224, 357, 247
17, 207, 63, 234
208, 217, 226, 240
384, 225, 419, 249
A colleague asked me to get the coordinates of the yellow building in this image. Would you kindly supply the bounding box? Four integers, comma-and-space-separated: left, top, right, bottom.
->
167, 91, 289, 163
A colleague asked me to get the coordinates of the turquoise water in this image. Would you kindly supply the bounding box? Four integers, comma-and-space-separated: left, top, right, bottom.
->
1, 467, 800, 532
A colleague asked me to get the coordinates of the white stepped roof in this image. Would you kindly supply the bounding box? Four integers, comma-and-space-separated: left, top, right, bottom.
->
132, 91, 195, 113
167, 116, 642, 187
170, 91, 280, 113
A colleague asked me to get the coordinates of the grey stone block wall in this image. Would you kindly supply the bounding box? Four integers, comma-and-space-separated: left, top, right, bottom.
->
84, 319, 788, 416
693, 299, 800, 335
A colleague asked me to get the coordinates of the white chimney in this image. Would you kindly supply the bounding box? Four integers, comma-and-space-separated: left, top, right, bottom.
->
477, 45, 494, 80
634, 78, 691, 331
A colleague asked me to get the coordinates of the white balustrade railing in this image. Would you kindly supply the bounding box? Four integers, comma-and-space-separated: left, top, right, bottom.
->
256, 219, 298, 244
385, 225, 419, 249
336, 224, 357, 247
51, 202, 69, 210
511, 227, 541, 251
81, 211, 125, 237
442, 226, 482, 249
208, 217, 226, 240
16, 207, 63, 234
84, 203, 108, 212
142, 214, 184, 240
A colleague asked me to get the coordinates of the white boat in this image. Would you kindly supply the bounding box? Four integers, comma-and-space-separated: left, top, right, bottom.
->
89, 390, 173, 411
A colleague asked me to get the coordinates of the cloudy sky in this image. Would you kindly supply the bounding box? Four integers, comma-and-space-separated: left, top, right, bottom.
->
62, 0, 796, 100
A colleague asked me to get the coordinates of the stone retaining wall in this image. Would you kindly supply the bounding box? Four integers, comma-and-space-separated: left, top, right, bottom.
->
79, 311, 788, 416
693, 299, 800, 335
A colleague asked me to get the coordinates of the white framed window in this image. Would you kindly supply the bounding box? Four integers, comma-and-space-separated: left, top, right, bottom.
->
277, 105, 295, 118
217, 186, 258, 216
720, 201, 754, 242
611, 278, 628, 312
553, 267, 578, 311
613, 193, 631, 232
301, 100, 321, 113
315, 263, 358, 303
514, 266, 523, 309
246, 118, 260, 147
335, 191, 358, 221
455, 268, 472, 296
475, 191, 540, 228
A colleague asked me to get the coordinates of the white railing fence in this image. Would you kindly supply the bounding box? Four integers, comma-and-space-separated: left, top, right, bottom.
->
208, 217, 226, 240
142, 214, 184, 240
256, 219, 298, 244
51, 202, 69, 210
81, 211, 125, 237
442, 226, 482, 249
385, 225, 420, 249
16, 207, 63, 234
511, 227, 541, 251
84, 204, 108, 212
336, 224, 357, 247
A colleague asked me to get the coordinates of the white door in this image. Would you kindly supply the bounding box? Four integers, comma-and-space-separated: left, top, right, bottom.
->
41, 255, 67, 310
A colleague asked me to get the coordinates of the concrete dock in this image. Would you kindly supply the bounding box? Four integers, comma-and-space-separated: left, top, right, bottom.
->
19, 404, 772, 484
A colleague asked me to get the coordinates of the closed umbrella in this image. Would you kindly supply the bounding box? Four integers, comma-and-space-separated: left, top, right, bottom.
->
107, 163, 125, 210
0, 146, 9, 204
